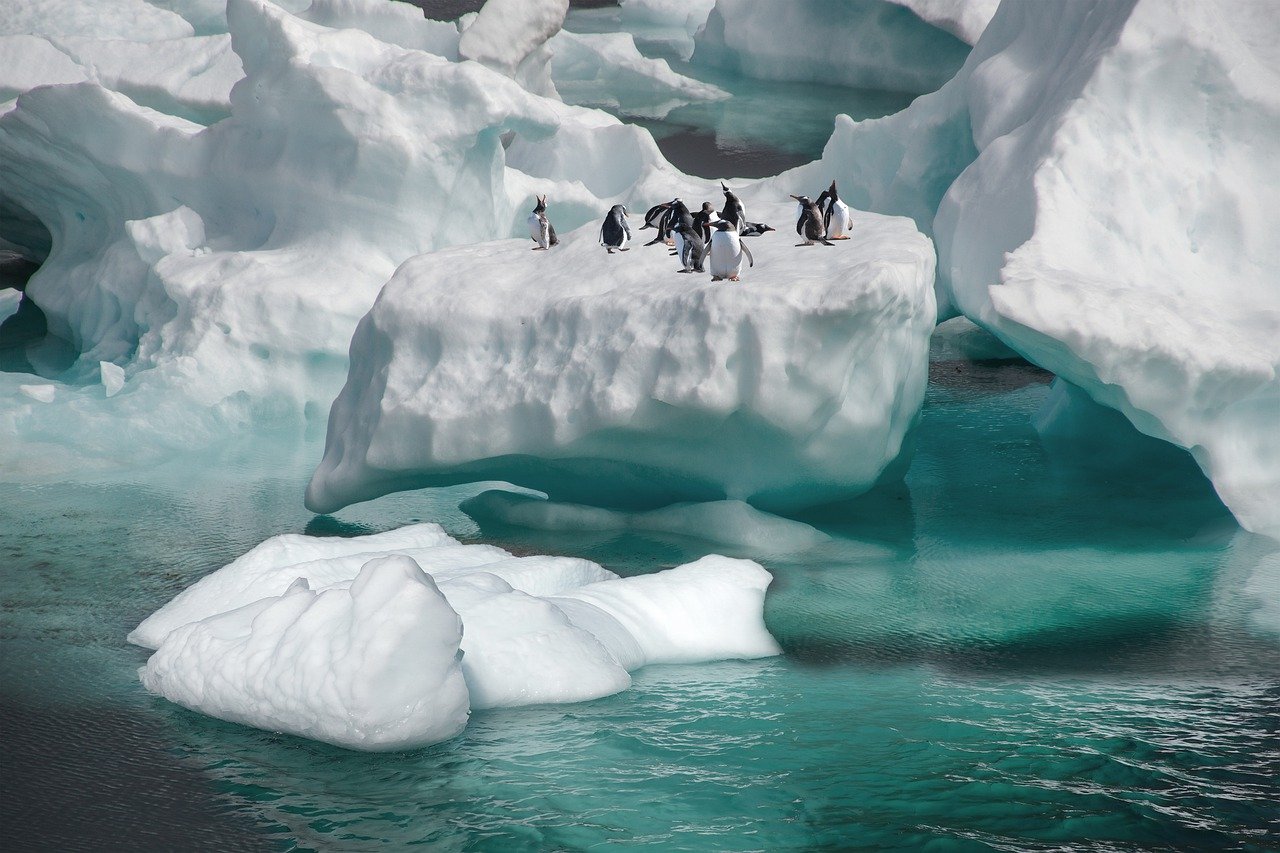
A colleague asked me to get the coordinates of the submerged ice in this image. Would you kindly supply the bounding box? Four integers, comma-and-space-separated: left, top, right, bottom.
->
133, 524, 780, 750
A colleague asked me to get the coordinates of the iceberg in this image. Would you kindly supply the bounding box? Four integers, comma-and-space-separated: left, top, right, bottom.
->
134, 525, 780, 748
139, 555, 471, 752
692, 0, 973, 94
306, 202, 936, 515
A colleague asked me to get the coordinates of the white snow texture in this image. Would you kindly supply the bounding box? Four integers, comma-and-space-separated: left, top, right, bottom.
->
134, 524, 780, 749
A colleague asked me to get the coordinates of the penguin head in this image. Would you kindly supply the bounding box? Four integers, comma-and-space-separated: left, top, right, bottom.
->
533, 195, 547, 214
701, 202, 714, 213
711, 219, 736, 232
790, 194, 811, 205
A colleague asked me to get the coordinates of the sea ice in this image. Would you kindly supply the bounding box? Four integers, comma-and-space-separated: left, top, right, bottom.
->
135, 525, 780, 748
139, 555, 471, 751
306, 202, 935, 515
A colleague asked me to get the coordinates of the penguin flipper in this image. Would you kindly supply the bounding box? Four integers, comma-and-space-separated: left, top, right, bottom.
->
741, 241, 754, 268
548, 223, 559, 246
796, 213, 807, 236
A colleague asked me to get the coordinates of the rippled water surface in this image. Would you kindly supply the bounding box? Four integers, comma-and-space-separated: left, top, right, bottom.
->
3, 324, 1278, 851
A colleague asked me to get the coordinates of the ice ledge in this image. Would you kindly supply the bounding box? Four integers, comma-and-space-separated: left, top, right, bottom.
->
306, 202, 936, 515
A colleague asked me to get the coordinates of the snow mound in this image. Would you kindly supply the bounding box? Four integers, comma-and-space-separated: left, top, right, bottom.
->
887, 0, 997, 46
692, 0, 971, 95
135, 525, 779, 747
461, 490, 831, 555
306, 201, 936, 515
139, 555, 470, 751
458, 0, 568, 97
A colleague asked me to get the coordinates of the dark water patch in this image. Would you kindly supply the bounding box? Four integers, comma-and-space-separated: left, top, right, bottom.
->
929, 357, 1054, 400
0, 700, 282, 852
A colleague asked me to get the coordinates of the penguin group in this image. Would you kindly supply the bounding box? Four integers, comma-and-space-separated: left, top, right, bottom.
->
525, 180, 854, 282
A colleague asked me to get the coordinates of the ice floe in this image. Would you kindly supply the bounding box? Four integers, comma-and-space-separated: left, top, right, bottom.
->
134, 525, 779, 749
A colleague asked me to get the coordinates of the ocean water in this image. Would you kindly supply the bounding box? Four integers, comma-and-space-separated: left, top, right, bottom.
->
3, 320, 1277, 851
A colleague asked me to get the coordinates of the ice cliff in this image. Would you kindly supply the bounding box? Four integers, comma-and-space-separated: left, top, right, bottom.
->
133, 524, 780, 750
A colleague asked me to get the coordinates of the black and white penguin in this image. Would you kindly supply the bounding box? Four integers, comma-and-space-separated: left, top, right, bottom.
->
668, 200, 705, 273
527, 195, 558, 250
599, 204, 632, 254
739, 222, 776, 237
719, 182, 746, 228
640, 201, 673, 246
821, 181, 852, 240
791, 195, 834, 246
693, 202, 715, 244
708, 219, 754, 282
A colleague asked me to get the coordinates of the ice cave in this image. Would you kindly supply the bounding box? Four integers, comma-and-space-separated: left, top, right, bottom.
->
1, 0, 1277, 849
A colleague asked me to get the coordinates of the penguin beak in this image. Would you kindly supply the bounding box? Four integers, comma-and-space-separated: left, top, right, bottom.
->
789, 195, 803, 202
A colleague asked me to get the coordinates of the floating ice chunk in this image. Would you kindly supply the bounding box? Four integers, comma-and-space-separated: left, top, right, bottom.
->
462, 490, 831, 555
441, 573, 631, 709
306, 202, 935, 515
692, 0, 971, 94
139, 555, 470, 751
99, 361, 125, 397
18, 383, 56, 402
552, 555, 781, 667
128, 523, 458, 648
549, 29, 728, 118
135, 526, 779, 746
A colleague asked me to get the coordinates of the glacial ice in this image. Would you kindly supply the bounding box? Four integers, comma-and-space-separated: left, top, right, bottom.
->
305, 202, 936, 515
139, 555, 472, 751
134, 525, 779, 747
692, 0, 972, 94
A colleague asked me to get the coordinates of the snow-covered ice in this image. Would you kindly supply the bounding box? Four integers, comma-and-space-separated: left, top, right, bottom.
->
139, 555, 471, 751
134, 525, 779, 748
306, 202, 936, 515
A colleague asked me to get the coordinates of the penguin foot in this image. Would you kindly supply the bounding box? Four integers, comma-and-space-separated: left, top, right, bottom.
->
795, 242, 811, 247
677, 269, 691, 274
607, 248, 615, 254
711, 276, 724, 282
729, 276, 740, 282
619, 248, 630, 252
832, 236, 851, 240
821, 241, 835, 246
532, 247, 546, 251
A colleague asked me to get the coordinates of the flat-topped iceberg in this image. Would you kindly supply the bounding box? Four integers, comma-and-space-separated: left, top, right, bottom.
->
134, 524, 780, 750
306, 201, 936, 515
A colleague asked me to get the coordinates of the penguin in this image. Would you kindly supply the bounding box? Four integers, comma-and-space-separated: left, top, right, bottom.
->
668, 199, 705, 273
692, 202, 716, 244
527, 195, 558, 250
821, 181, 853, 240
719, 182, 746, 228
640, 201, 673, 246
599, 204, 632, 253
664, 199, 686, 256
791, 195, 834, 246
739, 222, 776, 237
708, 219, 754, 282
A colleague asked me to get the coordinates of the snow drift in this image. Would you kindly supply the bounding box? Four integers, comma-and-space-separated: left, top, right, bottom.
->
134, 524, 779, 749
305, 202, 936, 515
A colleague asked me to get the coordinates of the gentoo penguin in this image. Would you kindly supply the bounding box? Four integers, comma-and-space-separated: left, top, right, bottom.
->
739, 222, 775, 237
708, 219, 754, 282
719, 182, 746, 227
640, 201, 673, 246
821, 181, 853, 240
668, 200, 705, 273
692, 202, 715, 244
599, 204, 632, 254
527, 195, 558, 250
791, 195, 834, 246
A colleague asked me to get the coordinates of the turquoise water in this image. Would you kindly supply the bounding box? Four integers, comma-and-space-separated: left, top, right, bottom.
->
3, 329, 1277, 850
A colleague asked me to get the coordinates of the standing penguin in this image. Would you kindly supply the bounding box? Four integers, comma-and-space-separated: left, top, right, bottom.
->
668, 200, 706, 273
821, 181, 853, 240
719, 182, 746, 228
693, 202, 716, 244
599, 204, 632, 254
708, 219, 754, 282
527, 195, 558, 250
791, 195, 834, 246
